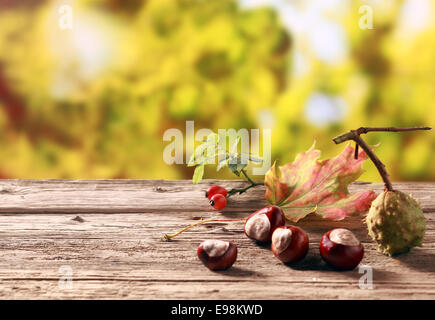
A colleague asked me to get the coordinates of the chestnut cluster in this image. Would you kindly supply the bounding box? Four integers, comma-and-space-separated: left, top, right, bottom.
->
197, 186, 364, 271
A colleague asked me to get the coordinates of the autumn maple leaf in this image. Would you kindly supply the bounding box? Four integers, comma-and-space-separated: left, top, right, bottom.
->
264, 142, 377, 222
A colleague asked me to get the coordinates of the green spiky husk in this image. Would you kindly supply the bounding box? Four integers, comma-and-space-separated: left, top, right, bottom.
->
366, 190, 426, 256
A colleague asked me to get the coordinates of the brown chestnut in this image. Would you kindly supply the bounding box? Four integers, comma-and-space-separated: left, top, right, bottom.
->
271, 225, 309, 263
197, 239, 237, 271
319, 228, 364, 270
244, 205, 286, 242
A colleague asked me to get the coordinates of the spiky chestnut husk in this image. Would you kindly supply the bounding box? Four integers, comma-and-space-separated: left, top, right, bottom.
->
366, 190, 426, 256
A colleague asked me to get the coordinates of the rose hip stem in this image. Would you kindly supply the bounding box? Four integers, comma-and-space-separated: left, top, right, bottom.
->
163, 217, 247, 241
226, 169, 264, 198
332, 126, 432, 192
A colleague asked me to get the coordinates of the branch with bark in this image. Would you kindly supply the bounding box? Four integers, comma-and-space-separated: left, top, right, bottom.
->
333, 126, 432, 191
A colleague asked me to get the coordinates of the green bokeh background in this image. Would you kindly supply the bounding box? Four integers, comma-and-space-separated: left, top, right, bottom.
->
0, 0, 433, 182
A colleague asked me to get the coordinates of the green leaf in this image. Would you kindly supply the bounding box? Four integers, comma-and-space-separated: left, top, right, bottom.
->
206, 133, 219, 145
192, 165, 204, 184
203, 145, 217, 164
237, 163, 247, 172
216, 155, 229, 171
239, 154, 263, 164
187, 152, 196, 166
188, 143, 208, 166
228, 162, 247, 176
248, 155, 264, 163
230, 136, 241, 154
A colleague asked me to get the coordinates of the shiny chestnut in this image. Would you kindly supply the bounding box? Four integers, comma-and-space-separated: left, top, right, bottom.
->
271, 225, 309, 263
197, 239, 237, 271
244, 205, 286, 243
319, 228, 364, 270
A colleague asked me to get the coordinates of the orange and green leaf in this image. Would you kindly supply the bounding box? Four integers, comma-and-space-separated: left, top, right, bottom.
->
265, 142, 377, 222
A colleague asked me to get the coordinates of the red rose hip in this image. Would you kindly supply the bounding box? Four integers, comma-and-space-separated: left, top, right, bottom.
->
244, 205, 285, 242
209, 194, 227, 210
205, 185, 228, 200
197, 239, 237, 270
271, 225, 309, 263
319, 228, 364, 270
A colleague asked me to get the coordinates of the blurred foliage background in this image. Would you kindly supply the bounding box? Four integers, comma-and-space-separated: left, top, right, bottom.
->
0, 0, 433, 182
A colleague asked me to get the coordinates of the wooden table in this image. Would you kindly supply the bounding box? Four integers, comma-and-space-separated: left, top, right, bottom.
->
0, 179, 433, 299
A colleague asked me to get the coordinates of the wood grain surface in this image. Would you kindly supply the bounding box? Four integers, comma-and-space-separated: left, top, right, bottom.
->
0, 179, 433, 299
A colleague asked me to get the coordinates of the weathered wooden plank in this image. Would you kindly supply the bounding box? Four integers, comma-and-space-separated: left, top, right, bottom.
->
0, 179, 434, 213
0, 180, 434, 299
